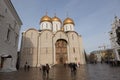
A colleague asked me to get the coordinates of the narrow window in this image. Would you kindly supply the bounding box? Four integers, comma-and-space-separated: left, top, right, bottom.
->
66, 26, 67, 31
46, 23, 48, 28
5, 8, 7, 13
7, 29, 10, 41
42, 23, 43, 29
15, 35, 18, 46
73, 48, 75, 53
70, 25, 72, 30
56, 24, 58, 30
46, 48, 48, 54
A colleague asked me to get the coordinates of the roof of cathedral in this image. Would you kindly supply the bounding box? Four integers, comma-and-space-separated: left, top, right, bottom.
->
40, 15, 52, 23
63, 17, 75, 25
52, 16, 62, 23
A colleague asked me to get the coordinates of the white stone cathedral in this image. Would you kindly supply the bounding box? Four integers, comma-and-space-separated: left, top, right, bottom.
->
20, 14, 86, 67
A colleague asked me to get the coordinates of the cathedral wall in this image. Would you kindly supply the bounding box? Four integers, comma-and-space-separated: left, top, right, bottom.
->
40, 22, 52, 30
39, 30, 53, 65
20, 29, 39, 67
67, 32, 79, 63
52, 21, 61, 33
78, 36, 86, 64
64, 24, 74, 31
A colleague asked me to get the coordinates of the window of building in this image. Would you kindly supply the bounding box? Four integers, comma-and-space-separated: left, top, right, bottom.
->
41, 23, 43, 29
15, 34, 18, 47
56, 24, 58, 30
73, 47, 75, 53
5, 8, 7, 13
66, 26, 67, 31
46, 23, 48, 28
70, 25, 72, 30
7, 28, 10, 41
46, 48, 48, 54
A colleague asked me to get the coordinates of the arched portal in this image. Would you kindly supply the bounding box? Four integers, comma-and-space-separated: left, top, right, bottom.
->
0, 55, 12, 69
55, 39, 68, 64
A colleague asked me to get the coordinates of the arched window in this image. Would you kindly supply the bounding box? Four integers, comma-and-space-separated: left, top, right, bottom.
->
70, 25, 72, 30
56, 24, 58, 31
73, 47, 75, 53
46, 23, 48, 28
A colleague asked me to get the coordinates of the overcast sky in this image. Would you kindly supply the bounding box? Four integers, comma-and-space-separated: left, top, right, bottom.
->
11, 0, 120, 53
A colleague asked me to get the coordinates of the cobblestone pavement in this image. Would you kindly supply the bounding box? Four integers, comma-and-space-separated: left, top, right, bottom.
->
0, 63, 120, 80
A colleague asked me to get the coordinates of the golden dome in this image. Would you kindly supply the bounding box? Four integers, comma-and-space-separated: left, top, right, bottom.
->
63, 17, 75, 25
40, 15, 52, 23
52, 16, 62, 23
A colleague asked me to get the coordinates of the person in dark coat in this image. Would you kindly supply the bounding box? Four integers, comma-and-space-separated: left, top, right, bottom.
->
42, 65, 46, 76
46, 64, 50, 77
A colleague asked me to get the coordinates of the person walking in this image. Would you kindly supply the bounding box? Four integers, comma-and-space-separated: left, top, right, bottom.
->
72, 63, 77, 75
46, 64, 50, 77
42, 65, 46, 76
24, 62, 28, 71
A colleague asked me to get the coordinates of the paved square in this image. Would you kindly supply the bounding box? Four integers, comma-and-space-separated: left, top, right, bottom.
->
0, 63, 120, 80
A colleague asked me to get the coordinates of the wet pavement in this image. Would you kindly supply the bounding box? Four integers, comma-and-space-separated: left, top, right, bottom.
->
0, 63, 120, 80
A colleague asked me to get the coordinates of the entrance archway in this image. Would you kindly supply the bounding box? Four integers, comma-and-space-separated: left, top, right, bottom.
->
0, 55, 12, 69
55, 39, 68, 64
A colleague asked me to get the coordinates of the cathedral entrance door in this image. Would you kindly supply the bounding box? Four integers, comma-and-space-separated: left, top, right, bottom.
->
55, 39, 68, 64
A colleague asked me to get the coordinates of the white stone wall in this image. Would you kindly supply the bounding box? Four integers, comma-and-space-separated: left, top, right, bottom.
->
66, 32, 85, 64
52, 21, 61, 33
20, 29, 39, 67
64, 24, 74, 32
78, 35, 86, 64
40, 22, 52, 30
0, 0, 22, 72
110, 17, 120, 60
39, 30, 53, 65
20, 29, 86, 67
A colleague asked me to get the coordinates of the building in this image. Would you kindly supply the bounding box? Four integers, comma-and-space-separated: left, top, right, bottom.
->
20, 14, 86, 67
0, 0, 22, 72
90, 50, 101, 62
90, 49, 114, 63
109, 16, 120, 61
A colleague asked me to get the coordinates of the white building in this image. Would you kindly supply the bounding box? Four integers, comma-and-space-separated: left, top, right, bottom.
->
90, 50, 101, 62
0, 0, 22, 72
109, 16, 120, 61
20, 14, 86, 67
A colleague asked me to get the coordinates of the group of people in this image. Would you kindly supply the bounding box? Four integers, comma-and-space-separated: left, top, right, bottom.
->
69, 63, 77, 74
41, 64, 50, 77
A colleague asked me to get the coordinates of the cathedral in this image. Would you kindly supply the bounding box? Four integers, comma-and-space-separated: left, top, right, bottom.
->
20, 14, 86, 67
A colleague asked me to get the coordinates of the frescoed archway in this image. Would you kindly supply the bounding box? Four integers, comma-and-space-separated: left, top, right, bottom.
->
55, 39, 68, 64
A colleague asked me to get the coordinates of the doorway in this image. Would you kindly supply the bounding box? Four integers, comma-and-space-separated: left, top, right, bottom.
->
55, 39, 68, 64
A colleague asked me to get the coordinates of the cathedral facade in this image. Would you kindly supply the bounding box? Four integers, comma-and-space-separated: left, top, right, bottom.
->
20, 14, 86, 67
